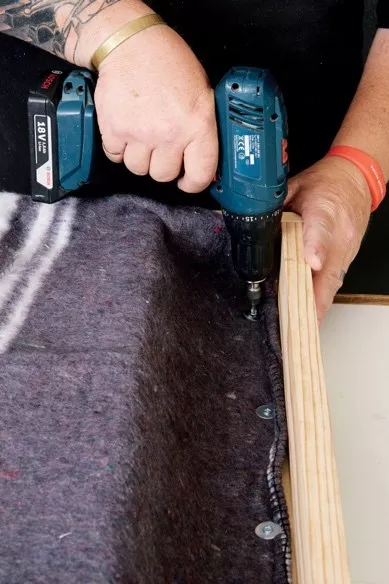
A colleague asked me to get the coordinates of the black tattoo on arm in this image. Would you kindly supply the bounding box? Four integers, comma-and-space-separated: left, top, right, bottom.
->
0, 0, 120, 60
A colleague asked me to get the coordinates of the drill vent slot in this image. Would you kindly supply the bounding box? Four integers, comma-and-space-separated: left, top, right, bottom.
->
228, 97, 264, 130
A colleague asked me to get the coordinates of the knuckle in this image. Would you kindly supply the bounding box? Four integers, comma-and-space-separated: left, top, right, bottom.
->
196, 109, 216, 132
343, 224, 356, 247
101, 134, 113, 149
103, 119, 124, 139
325, 270, 343, 293
158, 122, 180, 142
192, 90, 216, 126
192, 168, 213, 188
150, 117, 183, 144
101, 132, 123, 151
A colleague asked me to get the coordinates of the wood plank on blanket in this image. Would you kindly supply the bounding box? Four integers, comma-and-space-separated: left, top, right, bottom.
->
279, 212, 350, 584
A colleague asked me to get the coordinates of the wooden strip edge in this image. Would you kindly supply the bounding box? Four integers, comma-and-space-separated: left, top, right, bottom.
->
279, 220, 350, 584
281, 212, 303, 223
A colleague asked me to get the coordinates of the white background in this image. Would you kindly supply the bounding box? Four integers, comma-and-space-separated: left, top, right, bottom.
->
321, 304, 389, 584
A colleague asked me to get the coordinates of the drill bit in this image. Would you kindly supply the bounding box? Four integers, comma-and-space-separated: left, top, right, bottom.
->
244, 281, 263, 321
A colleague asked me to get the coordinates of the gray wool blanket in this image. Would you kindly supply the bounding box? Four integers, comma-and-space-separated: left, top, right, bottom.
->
0, 193, 290, 584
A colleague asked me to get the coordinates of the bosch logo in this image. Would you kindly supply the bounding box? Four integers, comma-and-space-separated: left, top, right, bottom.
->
41, 72, 60, 90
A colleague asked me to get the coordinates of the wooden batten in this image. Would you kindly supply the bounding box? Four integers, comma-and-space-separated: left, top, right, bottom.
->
279, 212, 350, 584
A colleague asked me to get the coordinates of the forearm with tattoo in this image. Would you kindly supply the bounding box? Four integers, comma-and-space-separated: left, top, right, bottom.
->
0, 0, 120, 60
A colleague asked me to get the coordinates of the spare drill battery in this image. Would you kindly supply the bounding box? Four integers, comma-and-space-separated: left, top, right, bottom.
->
27, 69, 96, 203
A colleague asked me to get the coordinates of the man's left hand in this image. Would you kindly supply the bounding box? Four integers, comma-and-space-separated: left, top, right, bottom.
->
285, 156, 372, 323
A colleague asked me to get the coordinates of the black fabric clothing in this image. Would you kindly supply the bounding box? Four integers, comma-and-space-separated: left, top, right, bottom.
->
150, 0, 365, 175
377, 0, 389, 27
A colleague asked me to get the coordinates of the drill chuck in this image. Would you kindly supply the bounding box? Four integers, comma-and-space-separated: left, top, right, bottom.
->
223, 207, 282, 283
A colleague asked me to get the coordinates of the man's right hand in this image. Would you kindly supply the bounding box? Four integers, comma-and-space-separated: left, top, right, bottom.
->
0, 0, 218, 193
92, 19, 218, 193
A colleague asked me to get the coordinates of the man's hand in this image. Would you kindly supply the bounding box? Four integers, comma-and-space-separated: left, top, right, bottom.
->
285, 156, 371, 323
94, 23, 218, 193
0, 0, 218, 193
294, 27, 389, 324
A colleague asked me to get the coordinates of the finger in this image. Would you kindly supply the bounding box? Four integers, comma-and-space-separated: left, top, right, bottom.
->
149, 146, 184, 182
123, 141, 152, 176
102, 137, 125, 164
313, 249, 351, 324
178, 129, 218, 194
301, 204, 336, 272
313, 267, 343, 324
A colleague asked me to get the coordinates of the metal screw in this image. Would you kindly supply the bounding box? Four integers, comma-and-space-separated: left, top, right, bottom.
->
255, 521, 282, 540
256, 404, 275, 420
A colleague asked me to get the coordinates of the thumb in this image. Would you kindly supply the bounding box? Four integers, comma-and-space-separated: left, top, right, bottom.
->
302, 205, 335, 272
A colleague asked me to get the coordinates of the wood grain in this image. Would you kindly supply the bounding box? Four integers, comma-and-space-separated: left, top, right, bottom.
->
279, 213, 350, 584
281, 212, 303, 223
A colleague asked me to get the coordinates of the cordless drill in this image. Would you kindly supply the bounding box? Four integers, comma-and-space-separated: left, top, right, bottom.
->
28, 67, 288, 319
210, 67, 289, 319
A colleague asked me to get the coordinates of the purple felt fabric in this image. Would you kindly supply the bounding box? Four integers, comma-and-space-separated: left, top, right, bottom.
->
0, 194, 289, 583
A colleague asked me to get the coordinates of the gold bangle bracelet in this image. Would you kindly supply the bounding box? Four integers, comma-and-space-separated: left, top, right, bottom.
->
91, 14, 165, 71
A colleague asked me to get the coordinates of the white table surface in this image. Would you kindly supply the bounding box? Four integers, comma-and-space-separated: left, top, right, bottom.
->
320, 304, 389, 584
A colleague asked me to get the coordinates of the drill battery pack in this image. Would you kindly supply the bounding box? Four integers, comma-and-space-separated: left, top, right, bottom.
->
28, 69, 96, 203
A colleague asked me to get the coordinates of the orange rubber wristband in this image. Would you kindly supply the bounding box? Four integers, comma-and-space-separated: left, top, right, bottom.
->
326, 145, 386, 211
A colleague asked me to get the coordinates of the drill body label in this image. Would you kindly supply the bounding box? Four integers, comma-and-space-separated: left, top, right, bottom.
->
34, 114, 53, 190
233, 128, 261, 178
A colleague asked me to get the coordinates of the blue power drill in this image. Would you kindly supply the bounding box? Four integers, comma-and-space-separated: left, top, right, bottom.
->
28, 67, 288, 319
211, 67, 289, 319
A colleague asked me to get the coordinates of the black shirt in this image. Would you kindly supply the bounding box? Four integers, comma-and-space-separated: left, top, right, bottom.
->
149, 0, 366, 174
377, 0, 389, 27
